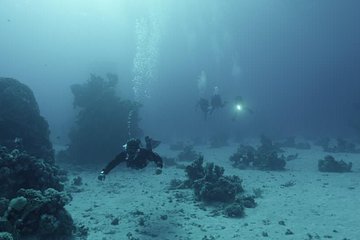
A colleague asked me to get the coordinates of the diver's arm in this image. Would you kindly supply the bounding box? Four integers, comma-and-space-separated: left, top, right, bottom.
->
147, 150, 163, 174
99, 152, 126, 179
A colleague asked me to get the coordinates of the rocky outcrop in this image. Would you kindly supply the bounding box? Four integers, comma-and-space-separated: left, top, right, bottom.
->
0, 78, 53, 162
59, 74, 142, 164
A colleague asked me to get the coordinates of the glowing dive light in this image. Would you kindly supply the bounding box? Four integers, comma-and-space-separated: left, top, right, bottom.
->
236, 104, 243, 111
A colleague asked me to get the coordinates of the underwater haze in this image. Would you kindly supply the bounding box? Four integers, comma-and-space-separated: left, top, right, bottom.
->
2, 1, 360, 240
1, 0, 360, 142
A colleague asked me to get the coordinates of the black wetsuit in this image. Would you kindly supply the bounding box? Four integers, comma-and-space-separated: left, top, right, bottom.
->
198, 98, 210, 119
210, 94, 225, 113
102, 149, 163, 174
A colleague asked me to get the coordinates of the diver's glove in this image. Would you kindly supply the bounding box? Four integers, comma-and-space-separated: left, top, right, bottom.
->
98, 171, 106, 181
155, 167, 162, 175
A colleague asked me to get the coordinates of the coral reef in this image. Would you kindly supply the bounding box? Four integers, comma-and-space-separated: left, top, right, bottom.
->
229, 145, 256, 169
0, 198, 9, 217
257, 135, 283, 154
0, 78, 54, 162
318, 155, 352, 172
0, 78, 76, 239
59, 74, 142, 164
1, 188, 73, 240
0, 146, 64, 199
254, 150, 286, 171
193, 165, 243, 202
0, 232, 13, 240
230, 135, 286, 170
177, 145, 200, 162
172, 156, 255, 218
254, 135, 286, 170
0, 146, 76, 239
224, 203, 244, 218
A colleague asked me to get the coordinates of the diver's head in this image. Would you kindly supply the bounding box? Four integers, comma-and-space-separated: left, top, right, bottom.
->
124, 138, 141, 155
214, 86, 219, 95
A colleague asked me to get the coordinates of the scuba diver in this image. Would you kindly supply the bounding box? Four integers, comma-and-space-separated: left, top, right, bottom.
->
98, 136, 163, 181
232, 96, 253, 121
197, 97, 210, 120
209, 86, 226, 114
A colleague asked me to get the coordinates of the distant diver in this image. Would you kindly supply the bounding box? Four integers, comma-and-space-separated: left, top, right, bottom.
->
98, 136, 163, 181
197, 97, 210, 120
209, 86, 226, 114
232, 96, 253, 121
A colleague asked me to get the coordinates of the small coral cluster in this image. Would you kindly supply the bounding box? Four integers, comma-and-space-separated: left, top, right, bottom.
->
315, 137, 360, 153
318, 155, 352, 172
173, 156, 256, 218
230, 135, 286, 170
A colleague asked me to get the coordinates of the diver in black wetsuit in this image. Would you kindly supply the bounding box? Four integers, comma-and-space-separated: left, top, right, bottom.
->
209, 86, 226, 114
197, 97, 210, 120
98, 136, 163, 181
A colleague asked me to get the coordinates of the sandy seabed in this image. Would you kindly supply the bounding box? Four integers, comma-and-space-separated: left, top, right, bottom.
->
63, 143, 360, 240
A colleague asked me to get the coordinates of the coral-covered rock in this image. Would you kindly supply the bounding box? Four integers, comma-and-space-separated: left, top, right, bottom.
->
0, 198, 9, 216
229, 145, 256, 169
8, 197, 27, 211
318, 155, 352, 172
193, 162, 243, 202
0, 232, 14, 240
0, 146, 64, 199
2, 188, 73, 239
0, 77, 54, 162
177, 156, 252, 218
254, 151, 286, 170
60, 74, 142, 164
224, 203, 244, 218
185, 155, 205, 183
230, 135, 286, 171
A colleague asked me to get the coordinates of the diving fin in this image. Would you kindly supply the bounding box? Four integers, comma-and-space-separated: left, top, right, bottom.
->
145, 136, 161, 150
